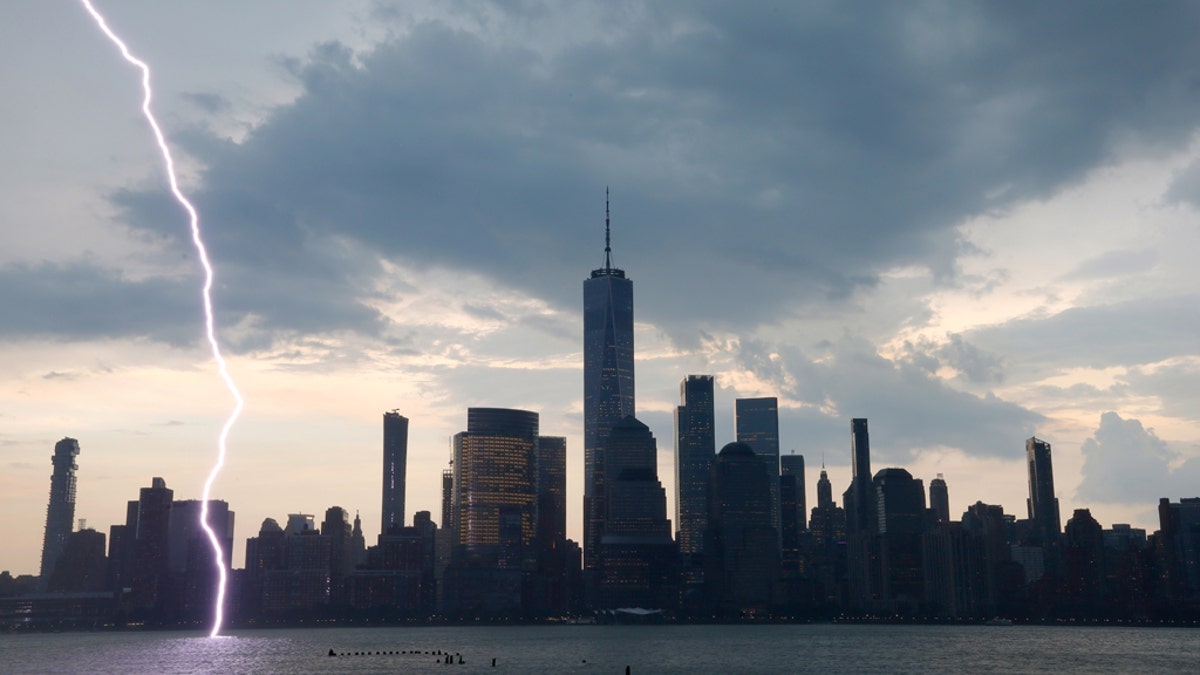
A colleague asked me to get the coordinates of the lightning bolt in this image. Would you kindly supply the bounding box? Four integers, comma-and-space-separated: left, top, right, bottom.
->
79, 0, 244, 638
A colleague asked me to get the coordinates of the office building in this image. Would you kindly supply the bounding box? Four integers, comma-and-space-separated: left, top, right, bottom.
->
130, 477, 173, 610
45, 528, 106, 593
382, 411, 409, 535
781, 454, 806, 530
583, 192, 635, 568
537, 436, 568, 551
166, 499, 234, 622
847, 418, 872, 534
597, 416, 677, 609
736, 397, 781, 537
930, 474, 950, 523
39, 438, 81, 588
780, 454, 806, 577
451, 408, 539, 562
675, 375, 715, 559
1026, 437, 1061, 545
706, 442, 780, 614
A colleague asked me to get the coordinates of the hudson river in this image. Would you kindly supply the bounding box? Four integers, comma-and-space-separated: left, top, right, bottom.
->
2, 624, 1198, 673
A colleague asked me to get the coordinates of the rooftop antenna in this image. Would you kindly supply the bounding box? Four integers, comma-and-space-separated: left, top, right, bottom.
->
604, 186, 612, 272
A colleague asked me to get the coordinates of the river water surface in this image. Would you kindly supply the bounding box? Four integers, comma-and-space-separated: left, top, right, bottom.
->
2, 623, 1197, 674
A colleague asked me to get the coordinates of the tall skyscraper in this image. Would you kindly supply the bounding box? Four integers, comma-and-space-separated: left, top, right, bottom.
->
706, 442, 780, 614
441, 468, 454, 532
597, 416, 677, 609
39, 437, 80, 588
848, 418, 872, 533
1026, 436, 1061, 544
167, 499, 234, 621
537, 436, 568, 552
736, 397, 781, 537
781, 454, 807, 531
130, 477, 173, 609
675, 375, 715, 558
451, 408, 539, 562
929, 474, 950, 523
583, 192, 635, 568
817, 463, 833, 510
382, 411, 409, 536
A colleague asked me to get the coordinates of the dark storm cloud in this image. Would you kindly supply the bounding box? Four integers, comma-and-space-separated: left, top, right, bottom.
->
0, 261, 198, 345
99, 1, 1200, 346
180, 92, 231, 115
901, 334, 1005, 384
966, 295, 1200, 376
739, 336, 1041, 461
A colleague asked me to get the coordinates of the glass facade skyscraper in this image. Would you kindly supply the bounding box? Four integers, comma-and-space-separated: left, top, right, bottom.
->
848, 418, 872, 533
452, 408, 539, 559
1026, 436, 1061, 544
736, 397, 781, 538
675, 375, 715, 557
583, 195, 634, 568
382, 411, 408, 535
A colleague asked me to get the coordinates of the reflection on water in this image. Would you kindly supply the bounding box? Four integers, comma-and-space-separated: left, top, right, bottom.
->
3, 624, 1198, 674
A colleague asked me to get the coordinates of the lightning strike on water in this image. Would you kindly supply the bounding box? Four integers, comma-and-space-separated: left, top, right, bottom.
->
79, 0, 244, 638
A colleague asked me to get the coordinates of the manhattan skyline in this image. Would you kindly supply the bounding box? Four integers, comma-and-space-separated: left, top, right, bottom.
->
4, 1, 1200, 576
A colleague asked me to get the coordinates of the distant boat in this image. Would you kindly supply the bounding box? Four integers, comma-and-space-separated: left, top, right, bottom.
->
985, 617, 1013, 626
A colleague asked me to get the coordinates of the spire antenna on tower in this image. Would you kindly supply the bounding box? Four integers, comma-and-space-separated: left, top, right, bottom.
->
604, 186, 612, 272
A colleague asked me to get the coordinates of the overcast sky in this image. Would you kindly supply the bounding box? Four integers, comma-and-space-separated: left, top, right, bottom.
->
3, 1, 1200, 575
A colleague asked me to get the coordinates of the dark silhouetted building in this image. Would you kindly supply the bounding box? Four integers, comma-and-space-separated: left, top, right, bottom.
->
706, 442, 779, 615
107, 500, 137, 592
1026, 437, 1061, 545
780, 454, 806, 578
1156, 497, 1200, 603
39, 438, 81, 589
322, 506, 353, 604
922, 522, 985, 618
441, 468, 454, 534
244, 514, 331, 614
845, 419, 872, 534
781, 454, 806, 531
382, 411, 409, 536
166, 499, 234, 622
533, 435, 573, 615
130, 477, 173, 612
46, 528, 106, 593
675, 375, 715, 566
809, 465, 847, 605
537, 436, 567, 551
583, 193, 635, 571
354, 511, 436, 615
1063, 508, 1105, 615
930, 474, 950, 523
736, 397, 781, 538
849, 468, 927, 614
597, 416, 678, 610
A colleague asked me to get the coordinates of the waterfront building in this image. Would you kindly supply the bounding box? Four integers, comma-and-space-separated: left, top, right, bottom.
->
583, 192, 635, 569
1026, 437, 1061, 545
706, 442, 780, 614
736, 397, 781, 538
675, 375, 715, 561
39, 438, 81, 589
451, 408, 539, 564
597, 416, 678, 610
382, 411, 409, 536
930, 474, 950, 523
